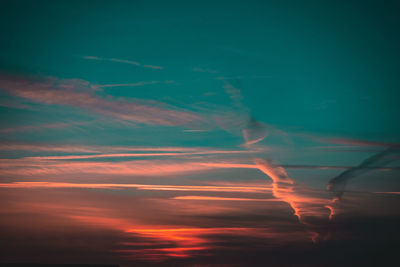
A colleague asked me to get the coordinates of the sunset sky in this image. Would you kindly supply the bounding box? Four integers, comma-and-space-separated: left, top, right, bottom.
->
0, 1, 399, 266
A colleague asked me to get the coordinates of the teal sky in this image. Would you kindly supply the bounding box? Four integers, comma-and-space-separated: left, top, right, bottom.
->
1, 0, 400, 141
0, 1, 399, 266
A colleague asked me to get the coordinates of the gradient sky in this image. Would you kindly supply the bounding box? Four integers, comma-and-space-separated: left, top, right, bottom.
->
1, 1, 400, 266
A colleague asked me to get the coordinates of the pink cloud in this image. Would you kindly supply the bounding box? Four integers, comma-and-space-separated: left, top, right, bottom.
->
20, 149, 259, 160
0, 143, 202, 153
0, 121, 91, 134
0, 182, 273, 194
172, 196, 278, 202
0, 159, 215, 177
0, 74, 201, 126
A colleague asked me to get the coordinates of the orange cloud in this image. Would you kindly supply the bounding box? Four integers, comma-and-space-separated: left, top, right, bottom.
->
21, 149, 260, 160
0, 143, 203, 153
172, 196, 279, 202
0, 182, 272, 194
254, 158, 332, 242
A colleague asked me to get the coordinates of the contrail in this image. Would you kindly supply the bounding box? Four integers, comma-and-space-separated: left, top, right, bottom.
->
224, 79, 268, 147
242, 117, 268, 147
325, 147, 400, 221
327, 147, 400, 199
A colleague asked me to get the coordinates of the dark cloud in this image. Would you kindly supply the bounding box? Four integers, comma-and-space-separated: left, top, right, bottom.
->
327, 147, 400, 198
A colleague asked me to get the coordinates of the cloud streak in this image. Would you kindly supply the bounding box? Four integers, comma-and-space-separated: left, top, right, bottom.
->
327, 147, 400, 198
18, 149, 260, 160
0, 182, 272, 194
0, 142, 203, 153
322, 137, 400, 147
97, 80, 174, 88
83, 56, 164, 70
254, 159, 333, 242
326, 147, 400, 220
172, 196, 278, 202
0, 74, 201, 126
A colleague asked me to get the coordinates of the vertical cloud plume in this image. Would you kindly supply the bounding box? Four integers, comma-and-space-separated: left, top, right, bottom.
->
232, 81, 331, 242
254, 158, 331, 243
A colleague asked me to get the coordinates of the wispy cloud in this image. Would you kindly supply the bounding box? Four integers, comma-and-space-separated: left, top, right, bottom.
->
182, 129, 211, 132
97, 80, 174, 88
374, 191, 400, 195
217, 80, 270, 147
327, 147, 400, 197
83, 56, 164, 70
0, 121, 90, 134
172, 196, 278, 202
297, 132, 400, 148
322, 137, 400, 147
0, 159, 218, 178
0, 142, 203, 153
242, 118, 268, 147
19, 149, 260, 160
326, 147, 400, 220
0, 74, 201, 126
0, 182, 273, 194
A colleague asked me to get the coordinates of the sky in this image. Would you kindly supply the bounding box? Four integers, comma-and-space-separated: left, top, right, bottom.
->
0, 1, 399, 266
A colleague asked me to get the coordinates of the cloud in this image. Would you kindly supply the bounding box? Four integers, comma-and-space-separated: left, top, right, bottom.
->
0, 74, 201, 126
242, 117, 268, 147
19, 149, 260, 160
172, 196, 278, 202
325, 147, 400, 220
0, 122, 71, 133
223, 80, 246, 110
143, 65, 164, 70
254, 158, 332, 242
0, 184, 306, 261
0, 159, 218, 178
182, 129, 211, 132
97, 80, 175, 88
0, 121, 91, 134
374, 191, 400, 195
0, 156, 267, 179
0, 142, 203, 153
327, 147, 400, 198
322, 137, 400, 147
219, 80, 269, 146
0, 182, 273, 194
281, 164, 397, 171
297, 133, 400, 148
83, 56, 164, 70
